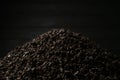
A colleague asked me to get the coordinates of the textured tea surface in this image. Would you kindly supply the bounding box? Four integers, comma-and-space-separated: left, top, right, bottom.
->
0, 29, 120, 80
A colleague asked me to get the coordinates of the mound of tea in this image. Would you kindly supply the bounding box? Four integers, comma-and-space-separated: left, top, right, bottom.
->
0, 29, 120, 80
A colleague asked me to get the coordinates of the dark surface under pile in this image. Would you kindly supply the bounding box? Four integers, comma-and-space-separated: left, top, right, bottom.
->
0, 29, 120, 80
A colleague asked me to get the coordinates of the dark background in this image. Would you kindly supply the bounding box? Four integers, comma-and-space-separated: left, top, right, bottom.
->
0, 1, 120, 57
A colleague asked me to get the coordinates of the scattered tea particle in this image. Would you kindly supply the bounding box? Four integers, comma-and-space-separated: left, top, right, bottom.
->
74, 71, 79, 75
60, 67, 63, 72
89, 56, 93, 60
7, 55, 11, 58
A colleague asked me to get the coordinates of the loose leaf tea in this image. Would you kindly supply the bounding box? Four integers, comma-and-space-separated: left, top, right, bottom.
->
0, 29, 120, 80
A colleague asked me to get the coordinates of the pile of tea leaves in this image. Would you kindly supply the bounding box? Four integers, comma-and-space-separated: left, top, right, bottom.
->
0, 29, 120, 80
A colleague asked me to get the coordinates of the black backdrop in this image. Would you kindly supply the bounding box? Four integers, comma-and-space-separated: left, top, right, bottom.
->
0, 1, 120, 57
